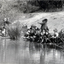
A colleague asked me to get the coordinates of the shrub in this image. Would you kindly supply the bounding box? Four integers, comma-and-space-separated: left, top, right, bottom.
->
59, 29, 64, 41
8, 23, 21, 40
18, 3, 39, 13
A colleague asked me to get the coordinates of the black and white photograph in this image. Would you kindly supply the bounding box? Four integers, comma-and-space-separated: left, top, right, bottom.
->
0, 0, 64, 64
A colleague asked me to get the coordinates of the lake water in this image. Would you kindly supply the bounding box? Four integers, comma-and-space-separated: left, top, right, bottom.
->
0, 36, 64, 64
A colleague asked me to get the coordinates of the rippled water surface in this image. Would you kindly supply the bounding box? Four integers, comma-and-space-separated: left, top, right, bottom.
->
0, 36, 64, 64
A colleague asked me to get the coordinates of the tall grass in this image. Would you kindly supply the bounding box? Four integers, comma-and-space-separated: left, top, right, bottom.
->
8, 22, 21, 40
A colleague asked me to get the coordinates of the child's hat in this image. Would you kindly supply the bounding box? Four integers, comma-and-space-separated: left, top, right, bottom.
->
42, 19, 48, 22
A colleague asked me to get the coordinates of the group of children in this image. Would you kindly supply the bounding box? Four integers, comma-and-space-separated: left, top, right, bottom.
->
0, 18, 10, 36
24, 18, 62, 44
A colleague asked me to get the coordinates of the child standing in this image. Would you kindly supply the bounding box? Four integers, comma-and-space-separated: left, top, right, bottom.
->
38, 19, 49, 33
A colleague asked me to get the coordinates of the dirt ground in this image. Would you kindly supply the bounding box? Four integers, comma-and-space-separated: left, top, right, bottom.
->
11, 11, 64, 34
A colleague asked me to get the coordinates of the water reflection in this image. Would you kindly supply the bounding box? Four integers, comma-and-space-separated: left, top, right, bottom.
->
29, 42, 64, 64
0, 37, 64, 64
29, 42, 42, 64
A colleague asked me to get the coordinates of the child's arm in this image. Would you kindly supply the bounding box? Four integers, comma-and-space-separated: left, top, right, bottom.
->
38, 22, 42, 25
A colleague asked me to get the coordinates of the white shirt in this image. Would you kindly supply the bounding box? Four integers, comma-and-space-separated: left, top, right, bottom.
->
2, 29, 6, 35
55, 32, 59, 37
52, 32, 59, 38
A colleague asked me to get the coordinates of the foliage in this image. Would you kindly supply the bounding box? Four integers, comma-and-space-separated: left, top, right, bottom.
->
16, 1, 40, 13
59, 29, 64, 41
8, 22, 21, 40
16, 0, 64, 12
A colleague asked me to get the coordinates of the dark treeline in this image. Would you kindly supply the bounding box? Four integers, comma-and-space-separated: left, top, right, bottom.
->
37, 0, 62, 9
16, 0, 64, 12
28, 0, 64, 9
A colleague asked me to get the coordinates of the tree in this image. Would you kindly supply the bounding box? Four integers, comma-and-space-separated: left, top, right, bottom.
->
36, 0, 63, 10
